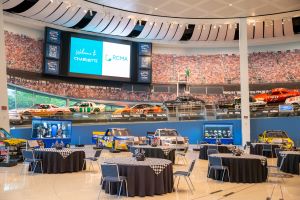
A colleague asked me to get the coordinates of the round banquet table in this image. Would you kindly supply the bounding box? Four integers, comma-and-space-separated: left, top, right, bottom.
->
32, 148, 86, 173
250, 143, 281, 158
277, 151, 300, 174
130, 145, 176, 164
208, 153, 268, 183
199, 144, 235, 160
102, 157, 173, 197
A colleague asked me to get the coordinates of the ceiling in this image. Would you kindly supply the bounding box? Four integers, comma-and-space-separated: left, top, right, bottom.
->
87, 0, 300, 19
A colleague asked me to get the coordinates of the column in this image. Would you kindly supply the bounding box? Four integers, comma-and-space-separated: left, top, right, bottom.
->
0, 4, 10, 131
239, 18, 250, 145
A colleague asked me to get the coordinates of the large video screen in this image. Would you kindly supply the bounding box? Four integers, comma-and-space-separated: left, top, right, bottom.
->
69, 36, 131, 79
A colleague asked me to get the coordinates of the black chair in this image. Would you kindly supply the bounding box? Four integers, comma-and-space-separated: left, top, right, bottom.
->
176, 146, 189, 164
207, 149, 219, 157
262, 144, 273, 158
208, 156, 230, 182
83, 150, 102, 171
21, 150, 43, 175
173, 159, 196, 193
99, 164, 128, 198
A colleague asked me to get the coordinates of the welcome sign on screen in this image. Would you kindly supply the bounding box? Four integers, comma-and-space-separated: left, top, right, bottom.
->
69, 37, 131, 79
69, 37, 103, 75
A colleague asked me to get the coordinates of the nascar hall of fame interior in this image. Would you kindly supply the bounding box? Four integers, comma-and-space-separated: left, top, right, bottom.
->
1, 1, 300, 200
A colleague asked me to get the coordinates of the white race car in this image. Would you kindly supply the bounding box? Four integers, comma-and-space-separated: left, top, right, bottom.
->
150, 129, 188, 149
285, 96, 300, 106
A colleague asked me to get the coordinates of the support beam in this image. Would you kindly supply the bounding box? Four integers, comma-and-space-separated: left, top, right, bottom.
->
239, 18, 250, 145
0, 4, 10, 131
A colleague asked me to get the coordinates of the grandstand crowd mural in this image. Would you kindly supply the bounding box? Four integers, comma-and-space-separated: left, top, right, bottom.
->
4, 30, 300, 105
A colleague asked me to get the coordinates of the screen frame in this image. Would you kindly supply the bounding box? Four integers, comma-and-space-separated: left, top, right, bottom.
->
66, 33, 133, 82
203, 124, 234, 139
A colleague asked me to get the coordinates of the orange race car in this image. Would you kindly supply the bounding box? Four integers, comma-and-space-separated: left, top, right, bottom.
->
112, 104, 165, 118
254, 88, 300, 103
22, 104, 71, 119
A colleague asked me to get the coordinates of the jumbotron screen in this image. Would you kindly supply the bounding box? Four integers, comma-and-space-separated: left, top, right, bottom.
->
69, 36, 131, 80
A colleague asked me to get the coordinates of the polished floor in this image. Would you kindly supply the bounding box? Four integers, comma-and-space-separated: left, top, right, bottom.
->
0, 148, 300, 200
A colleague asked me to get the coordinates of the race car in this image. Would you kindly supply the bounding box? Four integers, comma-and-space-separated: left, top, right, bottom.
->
112, 104, 165, 118
164, 96, 205, 112
148, 129, 188, 149
97, 128, 135, 150
0, 128, 26, 161
233, 96, 267, 111
254, 88, 300, 103
285, 96, 300, 106
258, 130, 294, 149
22, 104, 71, 119
69, 102, 105, 114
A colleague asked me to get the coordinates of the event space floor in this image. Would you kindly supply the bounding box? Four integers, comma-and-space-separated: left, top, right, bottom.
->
0, 149, 299, 200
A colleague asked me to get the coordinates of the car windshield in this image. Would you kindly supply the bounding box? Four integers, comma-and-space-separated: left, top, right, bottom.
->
0, 128, 12, 139
160, 130, 179, 136
112, 129, 129, 136
266, 131, 288, 138
39, 105, 50, 109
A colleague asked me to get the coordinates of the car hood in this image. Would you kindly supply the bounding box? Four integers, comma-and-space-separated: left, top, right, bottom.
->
160, 136, 184, 141
2, 138, 27, 145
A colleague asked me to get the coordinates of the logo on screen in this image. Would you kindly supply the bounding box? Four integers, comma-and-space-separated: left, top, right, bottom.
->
104, 54, 128, 62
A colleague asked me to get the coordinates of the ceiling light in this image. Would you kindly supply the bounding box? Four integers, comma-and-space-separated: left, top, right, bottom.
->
229, 24, 232, 29
213, 24, 216, 29
229, 3, 232, 6
50, 0, 53, 3
83, 9, 87, 13
179, 24, 183, 27
203, 25, 206, 30
154, 7, 158, 10
149, 22, 153, 25
197, 25, 201, 29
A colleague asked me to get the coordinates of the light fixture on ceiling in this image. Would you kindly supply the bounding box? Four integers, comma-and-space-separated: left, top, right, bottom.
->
197, 24, 201, 29
213, 24, 217, 29
229, 3, 232, 6
154, 7, 158, 10
179, 24, 183, 28
203, 24, 206, 30
229, 24, 232, 29
50, 0, 53, 3
149, 22, 153, 25
84, 9, 87, 13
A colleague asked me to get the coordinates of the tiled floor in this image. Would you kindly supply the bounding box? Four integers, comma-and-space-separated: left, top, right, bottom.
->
0, 149, 299, 200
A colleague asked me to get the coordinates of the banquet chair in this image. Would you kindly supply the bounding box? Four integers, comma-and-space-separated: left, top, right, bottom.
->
262, 144, 273, 158
82, 150, 102, 171
207, 149, 219, 157
173, 159, 196, 193
20, 150, 43, 175
208, 156, 230, 182
176, 146, 189, 164
267, 150, 290, 182
99, 164, 128, 199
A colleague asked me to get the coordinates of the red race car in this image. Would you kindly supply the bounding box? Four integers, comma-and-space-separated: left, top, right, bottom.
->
254, 88, 300, 103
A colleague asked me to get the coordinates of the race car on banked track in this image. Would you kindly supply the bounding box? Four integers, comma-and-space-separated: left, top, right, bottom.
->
112, 103, 166, 118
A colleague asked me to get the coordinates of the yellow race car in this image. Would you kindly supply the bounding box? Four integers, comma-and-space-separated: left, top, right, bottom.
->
0, 128, 26, 161
258, 130, 294, 149
97, 128, 135, 150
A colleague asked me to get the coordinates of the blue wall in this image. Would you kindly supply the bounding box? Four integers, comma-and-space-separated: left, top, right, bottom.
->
10, 116, 300, 146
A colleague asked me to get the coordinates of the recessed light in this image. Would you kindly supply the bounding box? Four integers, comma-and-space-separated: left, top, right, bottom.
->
154, 7, 158, 10
229, 3, 232, 6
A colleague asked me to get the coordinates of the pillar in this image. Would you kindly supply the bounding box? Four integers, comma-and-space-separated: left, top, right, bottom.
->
239, 18, 250, 145
0, 4, 10, 131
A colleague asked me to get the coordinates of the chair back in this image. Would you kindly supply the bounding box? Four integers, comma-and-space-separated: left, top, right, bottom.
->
246, 141, 251, 146
278, 153, 287, 170
187, 159, 196, 175
274, 148, 282, 158
22, 150, 35, 161
101, 164, 120, 180
94, 150, 102, 158
208, 156, 223, 167
208, 145, 218, 150
207, 149, 219, 156
262, 144, 272, 150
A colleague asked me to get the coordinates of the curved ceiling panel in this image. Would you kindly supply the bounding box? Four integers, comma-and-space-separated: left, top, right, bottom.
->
31, 1, 61, 20
110, 17, 130, 35
274, 19, 283, 37
81, 12, 104, 31
53, 6, 80, 25
93, 15, 113, 33
216, 24, 227, 41
155, 23, 170, 40
190, 25, 202, 41
207, 25, 219, 41
44, 3, 68, 23
3, 0, 24, 10
247, 24, 254, 39
264, 21, 273, 38
18, 0, 49, 17
283, 19, 294, 37
225, 26, 235, 41
64, 7, 86, 27
199, 25, 211, 41
101, 16, 122, 34
145, 22, 162, 40
164, 24, 178, 40
136, 21, 153, 39
172, 25, 185, 41
118, 19, 136, 37
254, 21, 263, 39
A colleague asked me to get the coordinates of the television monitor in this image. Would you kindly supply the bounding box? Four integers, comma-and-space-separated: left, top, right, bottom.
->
203, 124, 233, 144
31, 119, 72, 139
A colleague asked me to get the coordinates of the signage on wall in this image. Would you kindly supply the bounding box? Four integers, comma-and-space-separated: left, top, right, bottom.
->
44, 27, 62, 75
138, 69, 151, 83
137, 43, 152, 83
139, 57, 151, 69
139, 43, 152, 56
